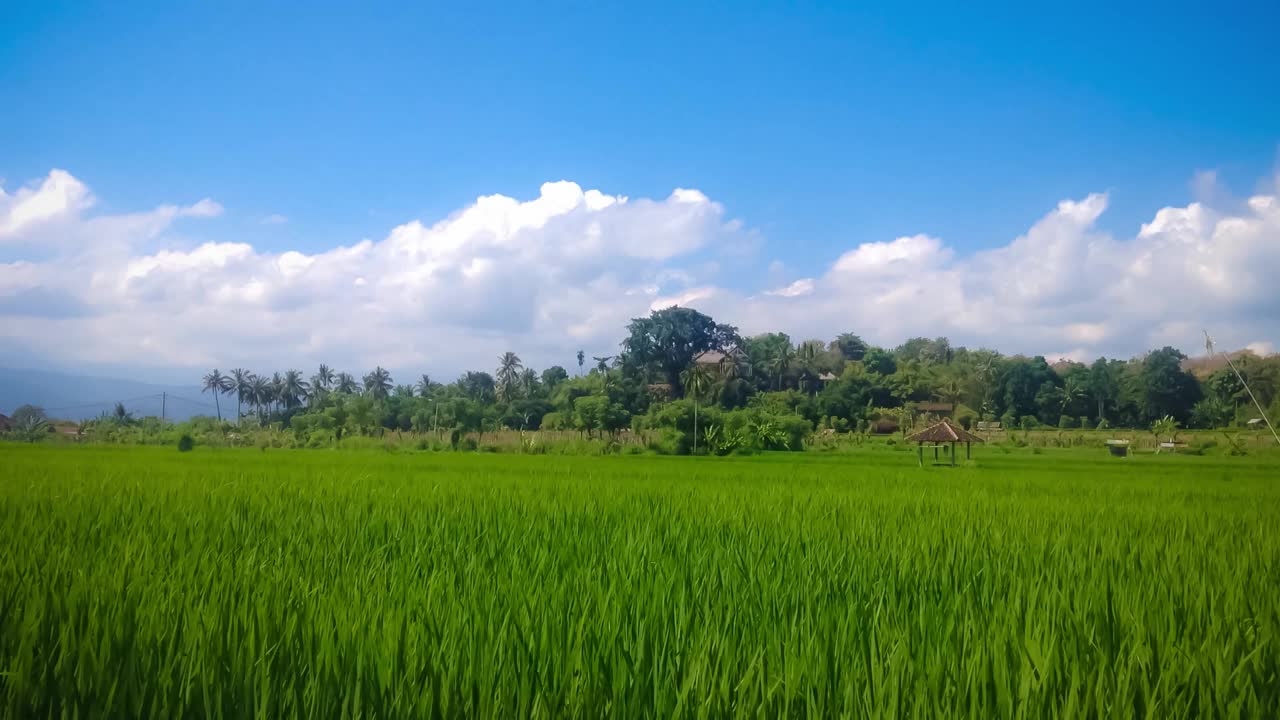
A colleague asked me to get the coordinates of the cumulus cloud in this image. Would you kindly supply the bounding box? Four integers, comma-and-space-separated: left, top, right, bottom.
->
0, 167, 1277, 379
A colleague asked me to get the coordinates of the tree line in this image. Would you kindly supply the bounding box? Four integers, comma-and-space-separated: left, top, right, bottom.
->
180, 307, 1279, 448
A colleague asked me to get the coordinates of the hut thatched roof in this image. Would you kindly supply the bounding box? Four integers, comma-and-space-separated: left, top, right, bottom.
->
905, 419, 984, 444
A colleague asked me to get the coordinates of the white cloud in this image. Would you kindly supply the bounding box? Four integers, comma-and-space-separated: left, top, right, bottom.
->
262, 213, 289, 225
764, 278, 815, 297
0, 169, 93, 237
1, 166, 1278, 379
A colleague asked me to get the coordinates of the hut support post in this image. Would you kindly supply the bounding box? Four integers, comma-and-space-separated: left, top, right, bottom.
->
951, 441, 956, 466
966, 441, 971, 460
917, 443, 923, 467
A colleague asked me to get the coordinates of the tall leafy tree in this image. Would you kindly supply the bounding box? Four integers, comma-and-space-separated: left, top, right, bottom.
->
622, 307, 739, 398
832, 332, 868, 362
458, 371, 496, 403
201, 369, 233, 421
415, 374, 433, 397
541, 366, 569, 389
1138, 347, 1201, 424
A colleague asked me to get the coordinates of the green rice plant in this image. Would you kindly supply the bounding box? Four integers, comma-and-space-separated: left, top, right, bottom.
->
0, 443, 1278, 716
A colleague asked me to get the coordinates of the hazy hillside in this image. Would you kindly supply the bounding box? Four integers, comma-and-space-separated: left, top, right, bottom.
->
0, 368, 212, 421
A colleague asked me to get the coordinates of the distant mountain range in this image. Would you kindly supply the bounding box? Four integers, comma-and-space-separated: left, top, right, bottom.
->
0, 368, 214, 421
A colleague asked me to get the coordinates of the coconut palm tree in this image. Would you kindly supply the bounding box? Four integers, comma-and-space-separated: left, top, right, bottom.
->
335, 372, 359, 395
230, 368, 251, 421
519, 368, 539, 397
933, 378, 964, 411
201, 369, 233, 421
248, 374, 270, 422
1060, 375, 1084, 414
313, 364, 335, 392
577, 349, 585, 376
681, 363, 715, 455
496, 352, 523, 401
364, 367, 393, 400
415, 374, 433, 397
111, 402, 135, 425
269, 373, 285, 414
768, 345, 794, 391
282, 370, 310, 409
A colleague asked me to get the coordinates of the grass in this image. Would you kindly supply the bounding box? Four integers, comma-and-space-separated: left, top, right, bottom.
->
1, 443, 1278, 717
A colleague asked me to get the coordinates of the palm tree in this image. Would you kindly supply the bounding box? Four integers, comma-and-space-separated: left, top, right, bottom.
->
415, 374, 433, 397
248, 374, 270, 422
269, 372, 285, 414
282, 370, 310, 409
718, 350, 751, 407
593, 355, 613, 374
111, 402, 135, 425
201, 369, 233, 421
934, 378, 964, 411
768, 345, 794, 391
230, 368, 251, 421
313, 364, 335, 392
364, 366, 393, 400
335, 372, 359, 395
577, 349, 585, 376
1060, 376, 1084, 414
796, 342, 820, 395
496, 352, 523, 401
519, 368, 539, 397
681, 364, 714, 455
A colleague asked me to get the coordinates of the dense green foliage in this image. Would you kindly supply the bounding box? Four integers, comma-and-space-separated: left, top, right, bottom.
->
1, 444, 1278, 716
9, 309, 1280, 451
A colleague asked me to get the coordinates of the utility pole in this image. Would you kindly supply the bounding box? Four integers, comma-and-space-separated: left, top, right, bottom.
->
161, 392, 167, 424
1205, 331, 1280, 446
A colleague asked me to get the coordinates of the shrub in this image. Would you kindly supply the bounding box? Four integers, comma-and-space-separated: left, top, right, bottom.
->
177, 434, 195, 452
1019, 416, 1040, 430
1058, 415, 1075, 429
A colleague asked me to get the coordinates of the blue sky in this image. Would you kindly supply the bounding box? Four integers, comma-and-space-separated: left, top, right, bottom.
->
2, 1, 1279, 379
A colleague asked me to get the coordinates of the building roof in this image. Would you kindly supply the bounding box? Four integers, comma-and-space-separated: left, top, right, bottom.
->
905, 419, 984, 444
693, 347, 746, 365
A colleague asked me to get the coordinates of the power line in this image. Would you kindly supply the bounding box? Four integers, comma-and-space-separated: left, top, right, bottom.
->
1205, 330, 1279, 446
164, 394, 219, 409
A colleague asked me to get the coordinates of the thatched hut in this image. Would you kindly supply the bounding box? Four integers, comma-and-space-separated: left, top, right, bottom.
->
905, 419, 983, 466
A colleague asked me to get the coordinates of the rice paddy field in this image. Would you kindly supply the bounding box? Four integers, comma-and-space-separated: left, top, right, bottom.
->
1, 443, 1279, 718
